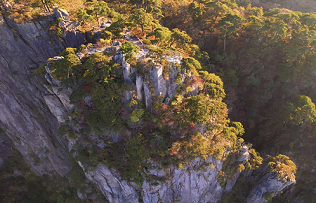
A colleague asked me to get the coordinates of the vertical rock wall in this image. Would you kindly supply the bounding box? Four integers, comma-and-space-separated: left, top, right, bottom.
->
0, 15, 78, 176
246, 172, 295, 203
80, 157, 225, 203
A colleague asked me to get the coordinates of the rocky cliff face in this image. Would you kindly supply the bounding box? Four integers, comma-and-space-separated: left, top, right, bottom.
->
0, 129, 13, 167
41, 34, 297, 202
80, 158, 226, 203
0, 13, 86, 176
80, 157, 232, 203
246, 171, 295, 203
0, 12, 296, 202
41, 41, 248, 202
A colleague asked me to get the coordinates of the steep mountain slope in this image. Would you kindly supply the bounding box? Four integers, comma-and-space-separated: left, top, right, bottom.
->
39, 23, 295, 202
0, 14, 72, 175
0, 3, 301, 202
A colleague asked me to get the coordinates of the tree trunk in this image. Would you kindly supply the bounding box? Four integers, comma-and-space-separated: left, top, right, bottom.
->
96, 14, 100, 27
41, 0, 50, 12
170, 39, 175, 47
224, 33, 226, 52
141, 24, 144, 36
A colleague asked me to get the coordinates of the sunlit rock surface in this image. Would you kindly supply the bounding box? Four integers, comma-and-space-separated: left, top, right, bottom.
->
0, 15, 73, 176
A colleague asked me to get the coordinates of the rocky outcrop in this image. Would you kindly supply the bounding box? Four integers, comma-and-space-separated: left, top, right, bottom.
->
80, 163, 139, 203
54, 8, 70, 22
40, 41, 248, 202
37, 38, 297, 202
52, 8, 88, 48
64, 29, 87, 48
141, 157, 224, 203
224, 146, 251, 193
246, 172, 295, 203
0, 12, 296, 202
79, 156, 227, 203
150, 64, 167, 99
41, 42, 248, 202
43, 60, 74, 122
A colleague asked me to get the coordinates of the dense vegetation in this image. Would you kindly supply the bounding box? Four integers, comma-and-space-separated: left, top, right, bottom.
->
50, 28, 259, 187
0, 145, 108, 203
2, 0, 316, 202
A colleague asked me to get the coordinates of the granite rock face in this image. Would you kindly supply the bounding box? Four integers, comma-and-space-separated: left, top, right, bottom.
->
0, 14, 83, 176
246, 172, 295, 203
54, 8, 70, 22
0, 129, 13, 168
43, 62, 74, 122
141, 157, 224, 203
80, 157, 225, 203
80, 163, 139, 203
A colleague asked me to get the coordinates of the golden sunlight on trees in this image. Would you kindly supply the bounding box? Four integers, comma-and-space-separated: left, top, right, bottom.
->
284, 95, 316, 126
77, 1, 118, 26
269, 154, 296, 182
129, 8, 159, 36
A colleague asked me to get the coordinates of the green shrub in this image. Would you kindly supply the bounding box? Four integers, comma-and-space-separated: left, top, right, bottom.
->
121, 134, 149, 185
200, 71, 226, 99
34, 64, 47, 76
78, 44, 87, 52
120, 41, 140, 60
269, 154, 296, 182
130, 108, 145, 122
50, 53, 81, 86
181, 57, 201, 76
263, 192, 274, 201
101, 30, 113, 40
60, 48, 78, 57
245, 149, 263, 170
175, 73, 183, 85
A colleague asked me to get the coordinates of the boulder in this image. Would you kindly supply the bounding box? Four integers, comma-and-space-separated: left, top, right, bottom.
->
54, 8, 70, 21
100, 20, 112, 28
112, 51, 124, 64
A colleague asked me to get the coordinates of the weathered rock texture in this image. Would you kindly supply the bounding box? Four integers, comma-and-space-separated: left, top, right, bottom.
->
141, 157, 224, 203
80, 157, 226, 203
0, 129, 13, 168
80, 163, 139, 203
53, 8, 87, 48
0, 13, 86, 176
246, 172, 295, 203
44, 60, 74, 122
